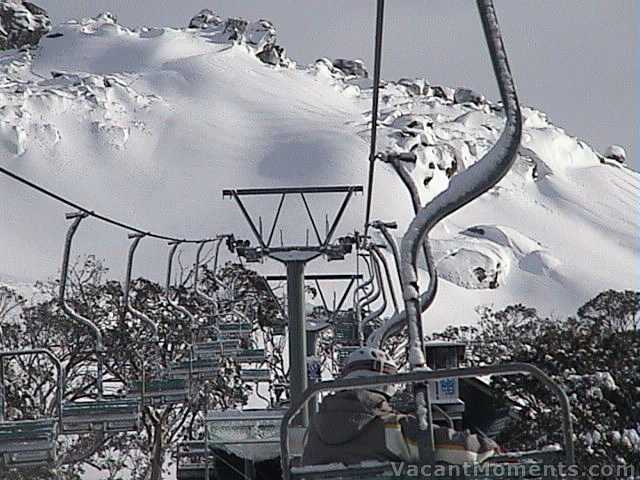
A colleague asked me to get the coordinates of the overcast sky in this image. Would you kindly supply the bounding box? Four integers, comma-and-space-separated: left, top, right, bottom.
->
37, 0, 637, 167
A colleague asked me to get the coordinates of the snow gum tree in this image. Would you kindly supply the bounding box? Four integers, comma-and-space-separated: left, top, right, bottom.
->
432, 292, 639, 478
0, 256, 283, 480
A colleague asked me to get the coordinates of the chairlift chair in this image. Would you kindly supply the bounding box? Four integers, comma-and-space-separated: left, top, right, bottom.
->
62, 398, 140, 433
283, 0, 573, 477
176, 440, 215, 480
59, 213, 141, 434
334, 346, 360, 372
0, 419, 58, 468
193, 338, 242, 359
281, 364, 575, 480
272, 323, 286, 336
216, 320, 253, 340
127, 378, 190, 407
235, 348, 267, 364
332, 310, 360, 347
169, 358, 222, 379
0, 349, 63, 469
240, 369, 272, 382
207, 408, 286, 446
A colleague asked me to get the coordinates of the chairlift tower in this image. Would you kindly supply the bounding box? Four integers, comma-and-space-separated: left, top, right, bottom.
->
223, 186, 362, 427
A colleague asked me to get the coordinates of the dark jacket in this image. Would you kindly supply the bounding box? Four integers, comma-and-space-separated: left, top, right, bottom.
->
302, 390, 498, 466
302, 390, 418, 466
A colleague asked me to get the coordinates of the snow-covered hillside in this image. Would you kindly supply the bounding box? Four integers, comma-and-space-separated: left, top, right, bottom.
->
0, 11, 637, 331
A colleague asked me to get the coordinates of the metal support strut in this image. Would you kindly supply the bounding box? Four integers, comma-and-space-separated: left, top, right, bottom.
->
59, 212, 105, 398
287, 261, 308, 427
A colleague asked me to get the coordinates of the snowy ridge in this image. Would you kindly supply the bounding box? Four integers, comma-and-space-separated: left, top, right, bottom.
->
0, 11, 638, 330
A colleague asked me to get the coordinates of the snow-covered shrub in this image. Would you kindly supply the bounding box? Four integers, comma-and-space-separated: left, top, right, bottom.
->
0, 258, 283, 480
431, 291, 640, 477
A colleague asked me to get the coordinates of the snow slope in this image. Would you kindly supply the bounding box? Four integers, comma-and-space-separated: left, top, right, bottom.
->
0, 12, 638, 331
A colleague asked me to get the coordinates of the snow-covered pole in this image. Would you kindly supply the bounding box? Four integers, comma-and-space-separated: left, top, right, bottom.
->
398, 0, 522, 465
401, 0, 522, 370
124, 233, 160, 342
372, 243, 399, 313
353, 253, 374, 344
357, 252, 383, 344
59, 212, 105, 399
361, 247, 388, 334
370, 153, 439, 349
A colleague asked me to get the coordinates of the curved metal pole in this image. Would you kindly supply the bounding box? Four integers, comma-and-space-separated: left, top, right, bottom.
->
362, 248, 388, 333
368, 221, 406, 346
356, 253, 381, 345
123, 233, 159, 342
357, 255, 381, 314
212, 234, 230, 277
401, 0, 522, 370
380, 155, 438, 349
166, 242, 197, 393
351, 253, 374, 343
196, 238, 228, 298
280, 362, 574, 479
59, 212, 105, 397
372, 243, 398, 313
367, 158, 439, 348
0, 349, 64, 435
166, 242, 197, 331
354, 254, 374, 301
194, 240, 217, 304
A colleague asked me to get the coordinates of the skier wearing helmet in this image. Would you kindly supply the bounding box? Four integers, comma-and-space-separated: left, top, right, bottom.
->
302, 347, 498, 466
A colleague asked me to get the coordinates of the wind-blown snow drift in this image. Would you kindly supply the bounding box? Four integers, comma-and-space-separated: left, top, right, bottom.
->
0, 11, 637, 330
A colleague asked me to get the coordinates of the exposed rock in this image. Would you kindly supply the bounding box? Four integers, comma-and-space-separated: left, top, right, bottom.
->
604, 144, 626, 164
246, 19, 276, 51
93, 12, 117, 24
223, 17, 248, 42
256, 43, 290, 67
0, 0, 51, 50
454, 87, 485, 106
428, 85, 455, 101
332, 58, 368, 79
189, 9, 222, 29
397, 78, 429, 96
312, 58, 337, 77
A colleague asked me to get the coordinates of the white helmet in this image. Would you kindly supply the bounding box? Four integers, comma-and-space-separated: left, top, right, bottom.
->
342, 347, 398, 397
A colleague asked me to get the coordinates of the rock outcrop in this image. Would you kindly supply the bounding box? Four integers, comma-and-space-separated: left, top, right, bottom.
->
0, 0, 51, 50
188, 9, 290, 67
332, 58, 368, 79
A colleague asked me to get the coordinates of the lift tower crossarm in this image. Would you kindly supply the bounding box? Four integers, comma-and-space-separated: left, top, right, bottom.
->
224, 185, 361, 428
222, 185, 362, 251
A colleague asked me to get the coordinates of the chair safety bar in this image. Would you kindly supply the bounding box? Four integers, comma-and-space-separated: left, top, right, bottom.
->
280, 363, 575, 480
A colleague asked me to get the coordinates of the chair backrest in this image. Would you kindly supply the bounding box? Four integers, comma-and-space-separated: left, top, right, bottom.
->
240, 369, 271, 382
169, 358, 221, 377
207, 409, 285, 445
193, 339, 242, 357
127, 378, 189, 406
235, 349, 266, 363
62, 399, 139, 433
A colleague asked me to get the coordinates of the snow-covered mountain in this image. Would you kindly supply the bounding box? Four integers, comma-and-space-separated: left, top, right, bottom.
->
0, 11, 637, 331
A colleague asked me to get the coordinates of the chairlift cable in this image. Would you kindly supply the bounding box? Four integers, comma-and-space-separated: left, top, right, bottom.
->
363, 0, 385, 235
0, 164, 214, 243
